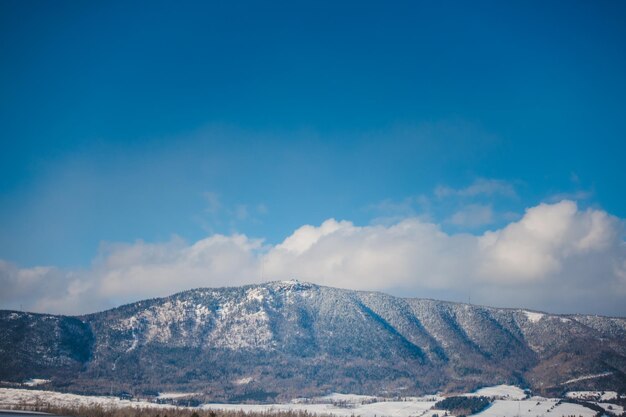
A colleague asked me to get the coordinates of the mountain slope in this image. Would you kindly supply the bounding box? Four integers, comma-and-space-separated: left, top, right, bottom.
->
1, 281, 625, 399
0, 311, 93, 381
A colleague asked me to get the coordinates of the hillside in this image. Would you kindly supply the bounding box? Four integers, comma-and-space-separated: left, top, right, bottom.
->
1, 281, 625, 399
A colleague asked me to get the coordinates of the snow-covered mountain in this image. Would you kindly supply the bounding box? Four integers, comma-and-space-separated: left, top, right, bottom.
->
1, 281, 625, 399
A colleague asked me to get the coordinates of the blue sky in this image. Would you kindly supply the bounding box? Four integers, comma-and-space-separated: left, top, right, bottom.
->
1, 1, 625, 315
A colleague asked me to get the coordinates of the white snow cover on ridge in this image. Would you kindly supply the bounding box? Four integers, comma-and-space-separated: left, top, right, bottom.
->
464, 384, 526, 400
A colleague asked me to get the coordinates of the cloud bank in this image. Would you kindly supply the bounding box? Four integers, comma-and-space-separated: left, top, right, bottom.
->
1, 200, 624, 316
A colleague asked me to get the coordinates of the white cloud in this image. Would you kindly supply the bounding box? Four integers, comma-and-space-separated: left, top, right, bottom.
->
478, 201, 621, 283
1, 200, 625, 316
274, 219, 347, 255
96, 234, 263, 302
0, 265, 78, 315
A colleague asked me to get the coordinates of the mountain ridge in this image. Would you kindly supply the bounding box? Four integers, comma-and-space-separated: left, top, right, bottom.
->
86, 279, 626, 320
108, 280, 626, 317
1, 280, 625, 400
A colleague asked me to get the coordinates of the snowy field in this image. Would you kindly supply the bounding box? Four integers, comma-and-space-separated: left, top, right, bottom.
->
157, 392, 199, 400
597, 402, 624, 415
473, 399, 596, 417
202, 400, 442, 417
314, 393, 380, 404
1, 385, 622, 417
463, 385, 527, 400
0, 388, 175, 410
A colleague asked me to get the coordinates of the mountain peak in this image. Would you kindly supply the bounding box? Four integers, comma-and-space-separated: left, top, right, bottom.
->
266, 279, 316, 291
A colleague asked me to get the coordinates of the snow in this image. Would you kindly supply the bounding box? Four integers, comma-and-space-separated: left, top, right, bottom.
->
157, 392, 199, 399
210, 296, 275, 350
474, 399, 596, 417
524, 311, 545, 323
563, 372, 613, 385
234, 377, 253, 385
246, 288, 265, 302
464, 385, 526, 400
202, 399, 441, 417
0, 386, 612, 417
552, 402, 600, 417
22, 379, 50, 387
566, 391, 618, 401
0, 388, 176, 410
316, 393, 378, 404
600, 392, 619, 401
125, 330, 138, 353
195, 304, 210, 325
595, 402, 624, 415
0, 385, 440, 417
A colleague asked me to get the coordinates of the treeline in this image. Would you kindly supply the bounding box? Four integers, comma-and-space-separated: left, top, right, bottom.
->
434, 396, 491, 416
10, 404, 335, 417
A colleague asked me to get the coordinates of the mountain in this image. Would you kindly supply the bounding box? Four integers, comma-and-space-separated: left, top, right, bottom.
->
1, 281, 625, 399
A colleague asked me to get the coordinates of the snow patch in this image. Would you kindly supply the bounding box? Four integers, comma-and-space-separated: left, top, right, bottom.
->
464, 385, 526, 400
22, 379, 50, 387
234, 377, 253, 385
563, 372, 613, 385
247, 288, 265, 302
566, 391, 618, 401
524, 311, 544, 323
126, 330, 138, 353
157, 392, 198, 399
